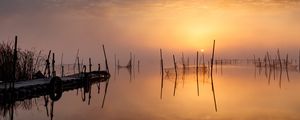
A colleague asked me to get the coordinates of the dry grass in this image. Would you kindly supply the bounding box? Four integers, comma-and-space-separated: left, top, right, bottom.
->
0, 41, 39, 82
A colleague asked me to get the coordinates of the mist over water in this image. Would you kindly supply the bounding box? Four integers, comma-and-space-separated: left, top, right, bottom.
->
1, 1, 300, 120
1, 0, 300, 62
2, 61, 300, 120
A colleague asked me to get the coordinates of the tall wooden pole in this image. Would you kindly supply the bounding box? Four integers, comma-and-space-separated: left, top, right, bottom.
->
89, 58, 92, 72
102, 45, 109, 73
61, 53, 64, 77
52, 53, 56, 77
160, 49, 164, 99
299, 49, 300, 72
196, 51, 199, 96
277, 49, 282, 70
77, 57, 80, 75
173, 55, 178, 96
210, 40, 217, 112
11, 36, 18, 89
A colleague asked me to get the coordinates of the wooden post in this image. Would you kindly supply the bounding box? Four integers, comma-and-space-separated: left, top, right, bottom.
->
267, 52, 271, 67
253, 55, 256, 66
173, 55, 178, 96
114, 54, 117, 70
160, 49, 164, 80
47, 52, 51, 78
44, 51, 51, 77
196, 51, 199, 96
277, 49, 282, 70
61, 53, 64, 77
77, 57, 80, 75
286, 54, 290, 82
202, 51, 205, 68
285, 54, 288, 69
187, 57, 190, 70
130, 52, 132, 69
221, 59, 223, 75
210, 40, 217, 112
61, 66, 64, 77
74, 49, 79, 74
98, 64, 101, 71
264, 55, 267, 68
138, 60, 140, 72
133, 54, 136, 70
11, 36, 18, 89
299, 49, 300, 71
102, 45, 109, 73
210, 40, 215, 78
89, 58, 92, 72
52, 53, 56, 77
182, 52, 185, 70
160, 49, 164, 99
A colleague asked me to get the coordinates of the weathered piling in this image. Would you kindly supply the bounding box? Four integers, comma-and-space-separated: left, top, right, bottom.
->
285, 54, 288, 69
182, 52, 185, 70
52, 53, 56, 77
220, 59, 223, 75
102, 45, 109, 73
196, 51, 199, 96
187, 57, 190, 73
202, 50, 205, 68
77, 57, 80, 75
253, 55, 256, 66
89, 58, 92, 72
173, 55, 177, 96
44, 51, 52, 78
101, 74, 110, 108
11, 36, 18, 89
267, 52, 271, 67
61, 66, 64, 78
285, 54, 290, 82
74, 49, 79, 74
210, 40, 217, 112
61, 53, 64, 77
160, 49, 164, 99
98, 64, 101, 71
277, 49, 282, 70
137, 60, 140, 72
133, 54, 136, 71
114, 54, 117, 69
299, 49, 300, 71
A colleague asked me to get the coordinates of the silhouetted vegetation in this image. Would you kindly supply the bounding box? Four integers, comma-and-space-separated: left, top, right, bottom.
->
0, 41, 38, 82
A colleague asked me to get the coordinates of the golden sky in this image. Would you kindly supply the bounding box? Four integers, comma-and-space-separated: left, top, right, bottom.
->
1, 0, 300, 62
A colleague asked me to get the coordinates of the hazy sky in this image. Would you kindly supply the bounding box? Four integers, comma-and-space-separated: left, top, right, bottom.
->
1, 0, 300, 63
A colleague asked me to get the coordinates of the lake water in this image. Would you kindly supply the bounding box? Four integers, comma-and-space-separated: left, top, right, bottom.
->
1, 62, 300, 120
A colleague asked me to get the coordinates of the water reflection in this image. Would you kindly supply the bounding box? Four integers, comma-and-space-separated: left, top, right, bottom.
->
0, 77, 109, 120
1, 59, 300, 120
162, 58, 218, 112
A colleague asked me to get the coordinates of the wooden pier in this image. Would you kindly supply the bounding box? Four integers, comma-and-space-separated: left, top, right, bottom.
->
0, 71, 110, 104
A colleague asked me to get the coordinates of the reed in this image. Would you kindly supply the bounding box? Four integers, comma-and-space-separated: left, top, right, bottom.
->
0, 39, 37, 83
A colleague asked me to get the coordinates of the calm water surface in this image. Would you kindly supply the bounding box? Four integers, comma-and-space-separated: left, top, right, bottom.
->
2, 62, 300, 120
